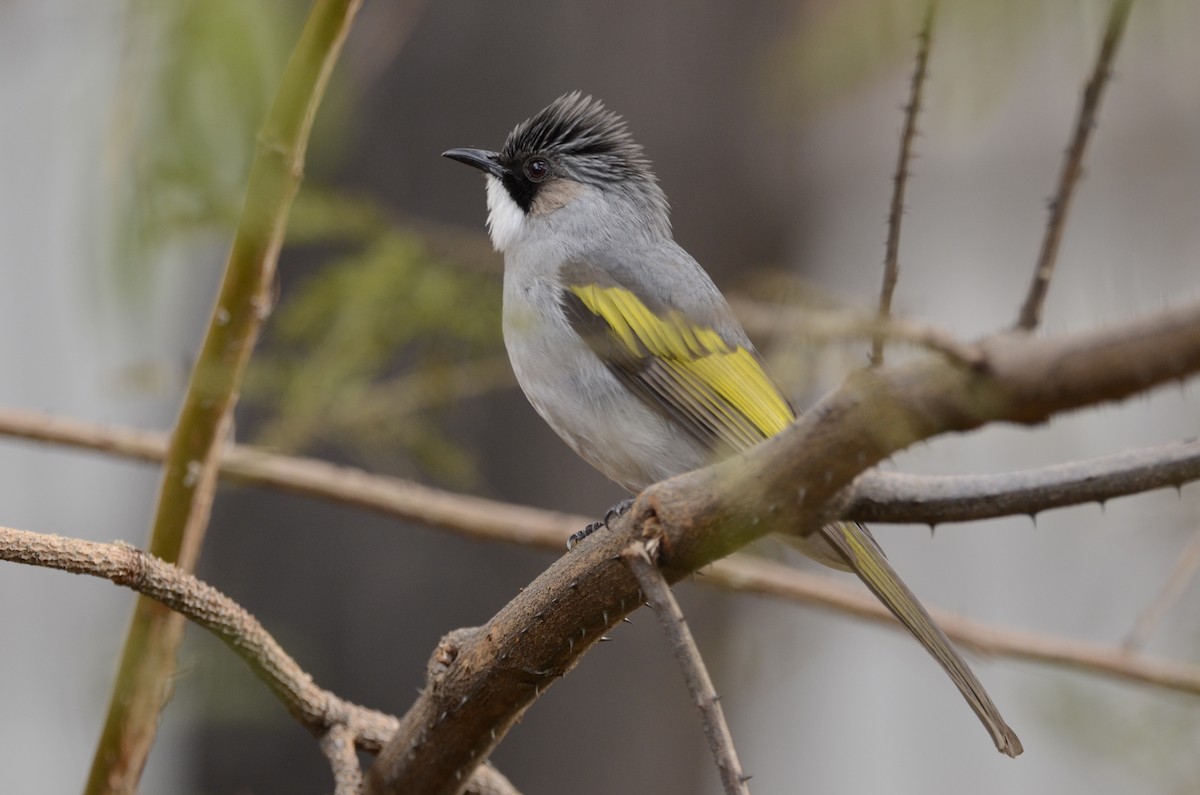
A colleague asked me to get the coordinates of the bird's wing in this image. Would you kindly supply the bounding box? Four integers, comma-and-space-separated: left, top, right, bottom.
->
819, 519, 1024, 757
559, 254, 1023, 757
559, 256, 794, 454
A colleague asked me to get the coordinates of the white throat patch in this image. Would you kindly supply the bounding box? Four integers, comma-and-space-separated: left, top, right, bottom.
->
485, 176, 526, 253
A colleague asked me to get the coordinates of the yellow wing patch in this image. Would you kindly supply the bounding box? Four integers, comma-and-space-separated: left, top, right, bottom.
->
568, 283, 794, 450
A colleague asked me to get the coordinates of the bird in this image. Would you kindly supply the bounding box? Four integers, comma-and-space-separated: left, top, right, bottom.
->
443, 91, 1022, 757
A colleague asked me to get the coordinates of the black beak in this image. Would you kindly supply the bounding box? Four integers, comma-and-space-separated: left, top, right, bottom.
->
442, 148, 506, 179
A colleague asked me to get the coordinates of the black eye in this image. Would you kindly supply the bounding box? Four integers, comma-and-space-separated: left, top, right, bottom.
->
523, 157, 550, 182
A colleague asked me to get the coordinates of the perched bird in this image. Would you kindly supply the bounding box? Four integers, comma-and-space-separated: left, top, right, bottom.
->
444, 92, 1021, 757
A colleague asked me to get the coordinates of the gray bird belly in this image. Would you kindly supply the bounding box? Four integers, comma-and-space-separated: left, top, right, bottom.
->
502, 275, 710, 492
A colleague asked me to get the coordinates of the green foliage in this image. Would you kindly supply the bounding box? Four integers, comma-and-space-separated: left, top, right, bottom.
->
108, 2, 504, 483
111, 0, 296, 290
249, 189, 505, 484
766, 0, 1055, 119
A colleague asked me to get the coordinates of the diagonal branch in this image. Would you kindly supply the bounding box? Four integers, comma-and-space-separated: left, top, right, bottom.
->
1123, 524, 1200, 651
0, 525, 522, 795
1015, 0, 1133, 330
872, 0, 936, 366
624, 540, 749, 795
365, 300, 1200, 794
87, 3, 365, 790
2, 525, 397, 748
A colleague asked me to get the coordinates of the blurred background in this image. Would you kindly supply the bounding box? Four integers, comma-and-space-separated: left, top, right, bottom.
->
2, 1, 1198, 793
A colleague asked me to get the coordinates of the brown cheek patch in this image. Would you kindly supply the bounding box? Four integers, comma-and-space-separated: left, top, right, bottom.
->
530, 179, 584, 216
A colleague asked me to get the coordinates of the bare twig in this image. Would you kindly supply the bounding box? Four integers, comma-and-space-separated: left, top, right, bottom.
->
321, 724, 365, 795
873, 0, 936, 366
90, 2, 367, 788
624, 540, 750, 795
1123, 525, 1200, 651
732, 299, 984, 368
1015, 0, 1133, 330
845, 438, 1200, 525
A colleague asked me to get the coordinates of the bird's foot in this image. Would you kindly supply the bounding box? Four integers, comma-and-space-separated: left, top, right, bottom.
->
567, 497, 635, 550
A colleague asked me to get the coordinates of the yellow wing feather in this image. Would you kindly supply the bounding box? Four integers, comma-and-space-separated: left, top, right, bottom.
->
569, 283, 793, 447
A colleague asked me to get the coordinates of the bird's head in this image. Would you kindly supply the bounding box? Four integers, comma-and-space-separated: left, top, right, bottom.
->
444, 92, 669, 252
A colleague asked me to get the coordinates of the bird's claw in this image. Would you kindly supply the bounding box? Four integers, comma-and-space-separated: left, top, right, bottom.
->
567, 497, 635, 550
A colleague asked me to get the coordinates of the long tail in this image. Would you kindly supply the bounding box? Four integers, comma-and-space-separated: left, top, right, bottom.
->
820, 521, 1023, 757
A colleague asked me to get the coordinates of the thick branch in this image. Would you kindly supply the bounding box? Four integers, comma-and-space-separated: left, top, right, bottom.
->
366, 301, 1200, 793
1015, 0, 1133, 330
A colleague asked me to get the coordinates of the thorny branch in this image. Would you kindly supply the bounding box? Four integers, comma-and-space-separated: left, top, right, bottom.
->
365, 300, 1200, 794
1015, 0, 1134, 330
872, 0, 936, 366
624, 540, 750, 795
844, 438, 1200, 525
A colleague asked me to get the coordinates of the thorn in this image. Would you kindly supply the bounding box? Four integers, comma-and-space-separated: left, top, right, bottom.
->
602, 610, 609, 624
491, 729, 496, 740
623, 617, 633, 624
739, 774, 754, 784
568, 637, 574, 652
1098, 500, 1107, 514
1028, 512, 1038, 528
599, 635, 613, 642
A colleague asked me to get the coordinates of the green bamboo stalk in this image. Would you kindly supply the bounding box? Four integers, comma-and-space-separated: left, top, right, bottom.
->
85, 2, 363, 792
